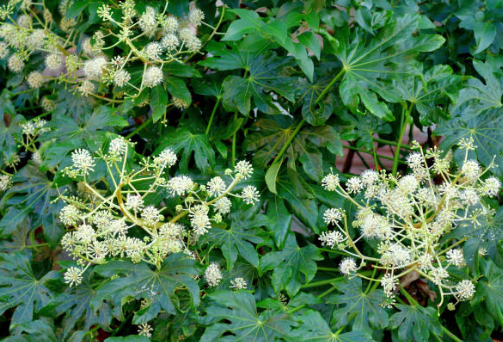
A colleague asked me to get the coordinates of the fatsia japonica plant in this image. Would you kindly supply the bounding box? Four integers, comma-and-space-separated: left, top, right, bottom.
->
0, 0, 502, 341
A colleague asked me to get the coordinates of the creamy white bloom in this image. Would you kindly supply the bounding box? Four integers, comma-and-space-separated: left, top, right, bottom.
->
125, 194, 144, 212
207, 177, 226, 197
75, 224, 95, 244
398, 175, 418, 194
459, 189, 479, 206
144, 42, 163, 60
137, 323, 153, 338
230, 277, 247, 290
83, 56, 107, 79
188, 9, 205, 26
235, 160, 253, 179
190, 205, 211, 236
213, 197, 232, 215
60, 204, 80, 226
141, 205, 161, 226
319, 231, 344, 249
446, 249, 464, 267
138, 6, 157, 36
78, 80, 96, 96
155, 148, 177, 167
8, 54, 24, 73
161, 34, 179, 51
461, 160, 480, 182
0, 42, 8, 59
26, 29, 45, 49
323, 208, 343, 225
0, 174, 12, 192
167, 176, 193, 196
406, 152, 423, 169
113, 69, 131, 87
346, 177, 363, 194
64, 267, 83, 287
361, 170, 379, 187
483, 177, 501, 197
241, 186, 260, 205
71, 149, 95, 175
381, 273, 397, 298
205, 262, 223, 287
108, 137, 128, 157
322, 173, 339, 191
45, 53, 62, 70
340, 258, 358, 275
162, 16, 179, 34
456, 280, 475, 300
143, 66, 163, 88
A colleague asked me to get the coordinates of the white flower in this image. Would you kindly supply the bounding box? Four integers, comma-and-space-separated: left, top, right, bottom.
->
0, 174, 12, 192
144, 42, 163, 60
75, 224, 96, 244
381, 244, 411, 267
241, 186, 260, 205
188, 9, 205, 26
459, 189, 479, 206
190, 205, 211, 236
346, 177, 363, 194
185, 36, 201, 52
137, 323, 153, 338
141, 205, 162, 226
162, 16, 179, 34
319, 231, 344, 249
173, 97, 188, 109
125, 194, 144, 212
26, 29, 46, 49
60, 204, 80, 226
446, 249, 464, 267
340, 258, 358, 275
323, 208, 343, 225
45, 53, 62, 70
430, 267, 449, 285
398, 175, 418, 193
71, 149, 95, 175
17, 14, 32, 28
167, 176, 193, 196
207, 177, 226, 197
83, 56, 107, 79
138, 6, 157, 36
461, 160, 480, 182
361, 170, 379, 187
235, 160, 253, 179
64, 267, 83, 287
230, 277, 247, 290
8, 54, 24, 73
113, 69, 131, 87
41, 97, 55, 111
32, 151, 42, 166
213, 197, 232, 215
78, 80, 96, 96
108, 137, 128, 157
381, 273, 397, 298
406, 152, 424, 169
161, 34, 179, 51
483, 177, 501, 197
155, 148, 177, 167
143, 66, 164, 88
0, 42, 9, 59
322, 173, 339, 191
205, 262, 223, 287
456, 280, 475, 300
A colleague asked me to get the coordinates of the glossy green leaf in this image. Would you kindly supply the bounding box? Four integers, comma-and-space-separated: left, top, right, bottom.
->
390, 304, 442, 342
150, 86, 168, 123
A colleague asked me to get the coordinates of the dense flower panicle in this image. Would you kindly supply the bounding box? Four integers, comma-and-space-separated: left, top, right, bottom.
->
446, 249, 464, 267
230, 277, 247, 290
83, 56, 107, 79
205, 262, 223, 287
26, 71, 44, 88
78, 80, 96, 96
8, 53, 24, 72
125, 194, 144, 212
213, 197, 232, 215
113, 69, 131, 87
188, 9, 205, 26
60, 204, 80, 226
45, 53, 62, 70
143, 66, 163, 88
155, 148, 177, 167
161, 33, 179, 50
339, 258, 358, 275
0, 174, 12, 191
167, 176, 194, 196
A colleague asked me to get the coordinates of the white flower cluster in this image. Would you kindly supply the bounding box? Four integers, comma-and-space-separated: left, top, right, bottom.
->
319, 139, 500, 307
0, 0, 208, 108
59, 139, 259, 286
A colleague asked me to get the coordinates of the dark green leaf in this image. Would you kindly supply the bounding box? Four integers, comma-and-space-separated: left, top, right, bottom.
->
390, 304, 442, 342
150, 86, 168, 123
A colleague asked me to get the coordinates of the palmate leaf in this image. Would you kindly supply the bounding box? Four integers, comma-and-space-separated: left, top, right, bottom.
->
0, 165, 65, 247
435, 107, 503, 177
1, 320, 58, 342
200, 42, 295, 115
472, 259, 503, 327
260, 233, 322, 296
0, 112, 22, 162
0, 252, 60, 328
390, 304, 442, 342
327, 277, 388, 333
335, 14, 445, 120
288, 311, 374, 342
156, 126, 215, 174
91, 254, 200, 316
200, 291, 296, 342
202, 210, 267, 270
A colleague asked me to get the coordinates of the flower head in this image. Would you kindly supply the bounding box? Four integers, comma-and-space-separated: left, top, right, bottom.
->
143, 66, 163, 88
71, 149, 95, 175
340, 258, 358, 275
456, 280, 475, 301
64, 267, 83, 287
235, 160, 253, 179
322, 173, 339, 191
230, 277, 247, 290
241, 186, 260, 205
205, 262, 223, 287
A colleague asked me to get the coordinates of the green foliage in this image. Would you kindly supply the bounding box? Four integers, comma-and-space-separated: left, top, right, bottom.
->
0, 0, 502, 341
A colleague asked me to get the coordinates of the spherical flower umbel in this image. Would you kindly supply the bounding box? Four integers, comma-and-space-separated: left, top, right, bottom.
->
8, 54, 24, 73
138, 6, 157, 36
60, 204, 81, 226
162, 16, 179, 34
346, 177, 363, 194
83, 56, 108, 79
461, 160, 480, 182
78, 80, 96, 97
322, 173, 339, 191
71, 149, 96, 175
108, 137, 128, 157
234, 160, 253, 179
64, 267, 84, 287
0, 174, 12, 192
205, 262, 223, 287
446, 249, 464, 267
137, 323, 153, 338
340, 258, 358, 275
161, 34, 179, 51
241, 186, 260, 205
144, 42, 163, 60
167, 176, 193, 196
143, 66, 164, 88
406, 152, 424, 169
213, 197, 232, 215
207, 177, 226, 197
141, 205, 162, 226
188, 9, 205, 26
319, 231, 344, 249
113, 69, 131, 87
125, 194, 144, 212
155, 148, 177, 167
483, 177, 501, 197
230, 277, 247, 290
456, 280, 475, 301
323, 208, 343, 225
45, 54, 62, 70
27, 71, 44, 89
0, 42, 9, 59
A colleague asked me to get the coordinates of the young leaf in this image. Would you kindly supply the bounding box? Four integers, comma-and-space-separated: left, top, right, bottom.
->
260, 233, 322, 296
